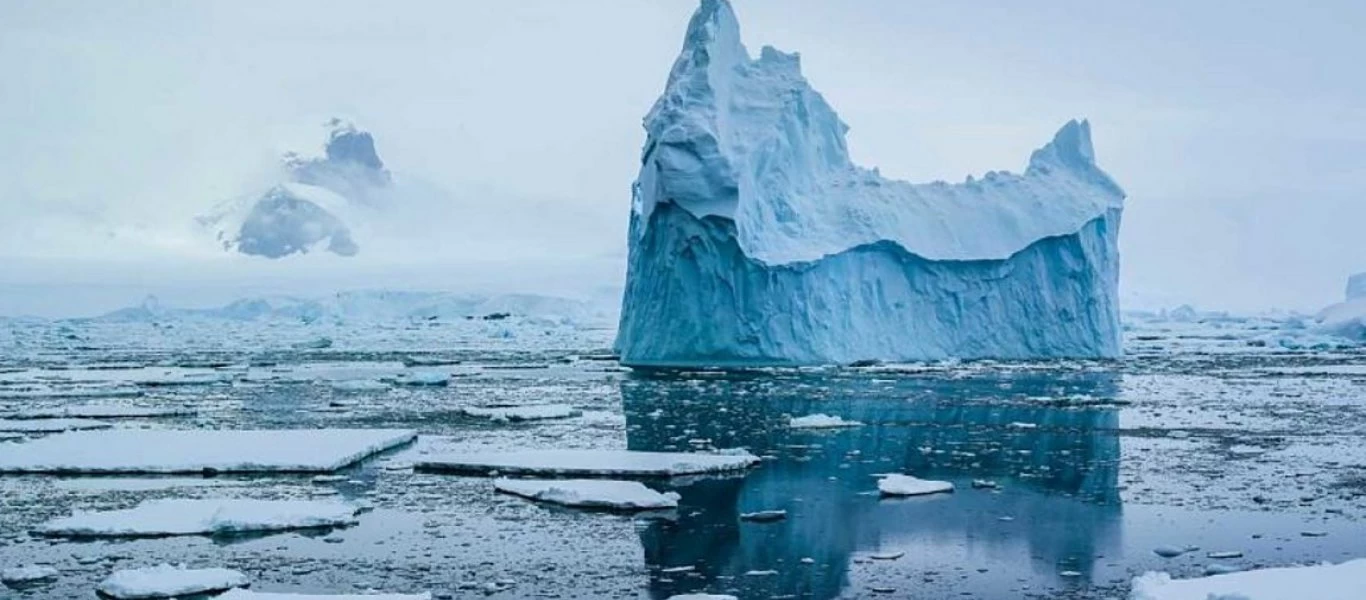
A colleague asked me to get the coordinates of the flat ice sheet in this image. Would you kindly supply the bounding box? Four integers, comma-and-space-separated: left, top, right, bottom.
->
417, 449, 759, 477
461, 404, 580, 421
0, 418, 111, 432
98, 564, 249, 598
218, 590, 431, 599
789, 414, 862, 429
878, 474, 954, 496
38, 498, 360, 537
5, 405, 192, 419
0, 428, 417, 474
495, 478, 680, 510
1131, 558, 1366, 600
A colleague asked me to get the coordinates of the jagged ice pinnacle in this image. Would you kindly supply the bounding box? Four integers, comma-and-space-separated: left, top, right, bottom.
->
615, 0, 1127, 366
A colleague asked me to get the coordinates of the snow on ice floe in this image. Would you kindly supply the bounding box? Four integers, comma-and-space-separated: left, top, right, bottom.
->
97, 564, 249, 599
1, 565, 59, 585
461, 404, 581, 422
877, 474, 955, 496
37, 498, 360, 538
218, 591, 431, 600
1130, 558, 1366, 600
416, 449, 759, 478
0, 418, 111, 433
615, 0, 1125, 366
788, 413, 863, 429
0, 429, 416, 474
494, 478, 680, 510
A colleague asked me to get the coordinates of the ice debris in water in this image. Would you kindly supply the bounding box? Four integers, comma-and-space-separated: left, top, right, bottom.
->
494, 478, 680, 510
877, 474, 955, 496
616, 0, 1125, 366
417, 449, 760, 478
0, 418, 111, 433
36, 499, 362, 538
218, 590, 431, 600
97, 564, 249, 599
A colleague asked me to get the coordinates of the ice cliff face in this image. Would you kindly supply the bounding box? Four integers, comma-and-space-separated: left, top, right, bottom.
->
204, 120, 389, 259
615, 0, 1127, 366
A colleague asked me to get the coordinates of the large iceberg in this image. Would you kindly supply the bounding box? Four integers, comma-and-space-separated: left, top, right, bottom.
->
1314, 272, 1366, 341
615, 0, 1126, 366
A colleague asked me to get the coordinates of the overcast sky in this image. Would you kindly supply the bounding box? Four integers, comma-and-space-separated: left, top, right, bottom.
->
2, 0, 1363, 315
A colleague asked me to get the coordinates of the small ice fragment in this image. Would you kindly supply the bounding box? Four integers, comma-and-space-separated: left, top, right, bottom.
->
788, 414, 863, 429
868, 551, 904, 560
877, 474, 954, 496
1206, 551, 1243, 559
1153, 545, 1186, 558
739, 510, 787, 522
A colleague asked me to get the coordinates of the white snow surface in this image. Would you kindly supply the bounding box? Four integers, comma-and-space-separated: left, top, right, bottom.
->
417, 449, 759, 477
494, 478, 681, 510
218, 590, 431, 600
615, 0, 1125, 365
788, 413, 863, 429
97, 564, 249, 599
877, 474, 955, 496
1130, 558, 1366, 600
462, 404, 581, 421
0, 428, 416, 474
1, 565, 59, 583
38, 498, 360, 537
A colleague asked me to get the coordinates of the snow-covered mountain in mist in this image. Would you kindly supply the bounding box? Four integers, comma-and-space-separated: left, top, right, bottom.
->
200, 119, 389, 258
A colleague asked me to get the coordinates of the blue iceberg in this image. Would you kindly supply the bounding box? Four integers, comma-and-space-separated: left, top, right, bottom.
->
615, 0, 1126, 366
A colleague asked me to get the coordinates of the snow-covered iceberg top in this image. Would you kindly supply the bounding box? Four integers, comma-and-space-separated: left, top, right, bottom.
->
635, 0, 1123, 265
0, 429, 416, 474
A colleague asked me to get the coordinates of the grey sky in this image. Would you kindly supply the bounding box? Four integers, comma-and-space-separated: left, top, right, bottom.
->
1, 0, 1363, 315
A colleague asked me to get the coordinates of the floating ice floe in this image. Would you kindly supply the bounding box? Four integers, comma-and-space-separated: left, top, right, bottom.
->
666, 595, 738, 600
417, 449, 760, 478
877, 474, 955, 496
5, 405, 191, 419
1130, 558, 1366, 600
494, 478, 680, 510
37, 498, 361, 538
0, 429, 417, 474
461, 404, 581, 422
788, 414, 863, 429
0, 418, 111, 433
1, 565, 59, 584
330, 380, 389, 393
97, 564, 249, 599
394, 371, 449, 387
218, 590, 431, 599
0, 384, 144, 399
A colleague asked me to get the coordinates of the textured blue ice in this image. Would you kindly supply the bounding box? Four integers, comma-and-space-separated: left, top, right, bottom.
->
615, 0, 1126, 366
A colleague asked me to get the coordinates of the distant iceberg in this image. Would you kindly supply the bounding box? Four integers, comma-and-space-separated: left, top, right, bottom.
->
202, 119, 389, 259
615, 0, 1127, 366
1315, 272, 1366, 341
